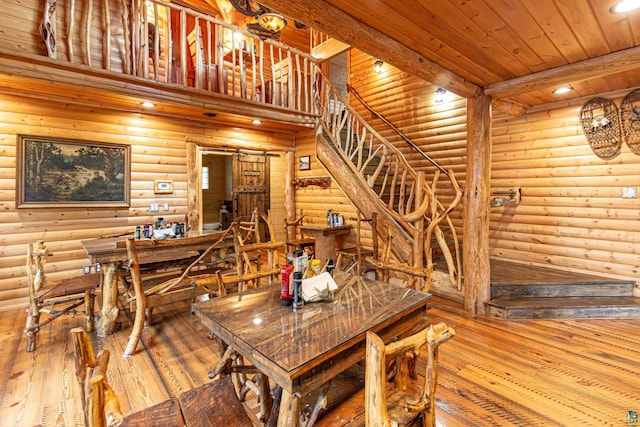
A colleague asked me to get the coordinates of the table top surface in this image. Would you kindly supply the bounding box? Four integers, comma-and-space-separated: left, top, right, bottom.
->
192, 273, 430, 392
81, 230, 231, 263
297, 224, 352, 235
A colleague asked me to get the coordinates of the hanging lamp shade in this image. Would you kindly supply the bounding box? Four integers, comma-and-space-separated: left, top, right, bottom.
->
257, 12, 287, 33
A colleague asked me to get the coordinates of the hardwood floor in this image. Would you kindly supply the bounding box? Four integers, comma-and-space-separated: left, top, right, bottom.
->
0, 293, 638, 426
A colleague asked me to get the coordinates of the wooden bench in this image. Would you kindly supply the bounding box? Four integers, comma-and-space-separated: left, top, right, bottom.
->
24, 240, 100, 352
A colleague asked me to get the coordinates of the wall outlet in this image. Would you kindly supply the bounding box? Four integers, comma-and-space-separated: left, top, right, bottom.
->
163, 202, 169, 211
622, 187, 637, 199
149, 203, 159, 212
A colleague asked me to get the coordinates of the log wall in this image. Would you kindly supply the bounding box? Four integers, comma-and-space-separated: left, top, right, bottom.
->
491, 95, 640, 281
0, 95, 293, 310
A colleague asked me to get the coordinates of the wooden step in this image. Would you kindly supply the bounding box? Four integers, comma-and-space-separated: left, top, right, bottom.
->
485, 296, 640, 320
491, 280, 636, 299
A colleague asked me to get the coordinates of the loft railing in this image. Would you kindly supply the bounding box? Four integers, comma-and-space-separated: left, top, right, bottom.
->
313, 68, 463, 290
39, 0, 317, 114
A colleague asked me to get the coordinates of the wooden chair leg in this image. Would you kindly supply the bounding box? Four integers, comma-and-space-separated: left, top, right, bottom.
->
123, 294, 147, 358
84, 290, 95, 332
24, 307, 40, 353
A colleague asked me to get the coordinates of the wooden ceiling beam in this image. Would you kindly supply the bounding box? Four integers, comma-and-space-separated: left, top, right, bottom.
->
485, 46, 640, 100
256, 0, 481, 99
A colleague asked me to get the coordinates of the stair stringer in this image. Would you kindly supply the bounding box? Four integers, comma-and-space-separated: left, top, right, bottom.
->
315, 131, 413, 262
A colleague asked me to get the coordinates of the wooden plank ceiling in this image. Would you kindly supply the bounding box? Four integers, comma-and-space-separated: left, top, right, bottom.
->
247, 0, 640, 108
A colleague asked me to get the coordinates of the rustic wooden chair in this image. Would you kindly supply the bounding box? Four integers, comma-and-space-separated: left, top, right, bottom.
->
284, 209, 316, 257
363, 223, 429, 291
335, 211, 378, 274
70, 327, 185, 427
365, 322, 455, 427
220, 210, 284, 292
24, 240, 100, 352
121, 235, 228, 357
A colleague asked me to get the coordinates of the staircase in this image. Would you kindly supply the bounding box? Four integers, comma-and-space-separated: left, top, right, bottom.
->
485, 259, 640, 319
312, 69, 463, 295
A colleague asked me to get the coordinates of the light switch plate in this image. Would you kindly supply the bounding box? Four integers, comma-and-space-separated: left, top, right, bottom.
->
622, 187, 637, 199
149, 203, 159, 212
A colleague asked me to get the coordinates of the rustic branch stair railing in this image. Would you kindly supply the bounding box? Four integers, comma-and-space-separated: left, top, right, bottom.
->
38, 0, 318, 115
314, 69, 462, 292
347, 84, 449, 176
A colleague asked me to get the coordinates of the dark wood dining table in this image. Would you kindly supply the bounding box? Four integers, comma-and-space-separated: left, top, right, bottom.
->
81, 229, 233, 336
192, 272, 431, 426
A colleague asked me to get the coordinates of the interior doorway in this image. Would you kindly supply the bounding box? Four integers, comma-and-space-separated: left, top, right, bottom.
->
200, 149, 271, 241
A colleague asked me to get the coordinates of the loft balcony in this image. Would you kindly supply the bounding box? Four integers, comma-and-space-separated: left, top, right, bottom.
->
0, 0, 319, 130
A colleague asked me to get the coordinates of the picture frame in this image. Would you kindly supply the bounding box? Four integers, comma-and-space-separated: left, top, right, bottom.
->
16, 135, 130, 208
299, 155, 311, 171
154, 179, 174, 194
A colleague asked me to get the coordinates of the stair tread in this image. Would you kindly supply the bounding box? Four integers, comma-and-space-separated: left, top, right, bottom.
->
488, 296, 640, 308
490, 259, 634, 286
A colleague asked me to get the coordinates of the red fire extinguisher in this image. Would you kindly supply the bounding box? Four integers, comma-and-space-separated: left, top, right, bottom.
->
280, 264, 294, 306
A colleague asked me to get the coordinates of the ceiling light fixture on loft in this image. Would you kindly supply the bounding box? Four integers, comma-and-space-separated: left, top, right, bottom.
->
258, 12, 287, 33
610, 0, 640, 13
229, 0, 288, 39
140, 101, 156, 108
435, 88, 447, 103
374, 60, 384, 73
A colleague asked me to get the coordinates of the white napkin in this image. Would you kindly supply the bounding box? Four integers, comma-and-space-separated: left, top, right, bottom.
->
300, 272, 338, 302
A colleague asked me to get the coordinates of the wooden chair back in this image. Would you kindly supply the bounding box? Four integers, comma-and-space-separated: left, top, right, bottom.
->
122, 235, 217, 357
365, 223, 428, 290
365, 322, 455, 427
284, 209, 316, 256
24, 240, 99, 352
226, 209, 284, 291
70, 327, 124, 427
71, 327, 185, 427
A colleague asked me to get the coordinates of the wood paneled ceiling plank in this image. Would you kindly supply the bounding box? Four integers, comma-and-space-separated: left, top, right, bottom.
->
423, 0, 540, 78
322, 0, 504, 85
554, 0, 611, 58
256, 0, 481, 98
333, 0, 519, 81
630, 11, 640, 45
479, 0, 566, 68
519, 0, 589, 65
588, 0, 636, 53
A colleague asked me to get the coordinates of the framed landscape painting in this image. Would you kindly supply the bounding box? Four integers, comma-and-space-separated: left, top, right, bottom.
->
16, 135, 130, 208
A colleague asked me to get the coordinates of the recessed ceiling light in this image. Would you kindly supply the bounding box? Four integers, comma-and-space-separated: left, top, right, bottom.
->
610, 0, 640, 13
252, 119, 262, 125
140, 101, 156, 108
552, 86, 573, 94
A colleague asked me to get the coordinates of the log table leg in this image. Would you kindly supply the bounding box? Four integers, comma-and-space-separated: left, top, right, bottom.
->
96, 263, 119, 337
278, 390, 301, 427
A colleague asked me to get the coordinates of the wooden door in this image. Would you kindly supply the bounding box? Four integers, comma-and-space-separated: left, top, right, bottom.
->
232, 152, 270, 240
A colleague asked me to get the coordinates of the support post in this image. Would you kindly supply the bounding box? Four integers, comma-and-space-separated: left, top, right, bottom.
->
463, 91, 492, 314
